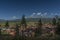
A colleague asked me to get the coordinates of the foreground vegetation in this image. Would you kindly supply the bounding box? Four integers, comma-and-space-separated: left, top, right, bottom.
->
0, 15, 60, 40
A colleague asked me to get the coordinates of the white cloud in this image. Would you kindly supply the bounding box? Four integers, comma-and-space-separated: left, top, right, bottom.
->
12, 16, 17, 19
37, 12, 46, 17
44, 12, 47, 15
55, 13, 58, 15
37, 12, 41, 15
25, 16, 27, 18
31, 13, 36, 17
33, 13, 36, 15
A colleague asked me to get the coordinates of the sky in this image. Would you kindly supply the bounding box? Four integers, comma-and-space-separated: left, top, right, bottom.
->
0, 0, 60, 20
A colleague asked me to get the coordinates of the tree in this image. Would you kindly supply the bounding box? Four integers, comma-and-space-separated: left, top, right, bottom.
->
38, 18, 42, 27
0, 28, 1, 36
52, 18, 56, 26
20, 15, 27, 28
15, 24, 19, 36
35, 18, 42, 36
14, 24, 20, 40
56, 18, 60, 35
0, 25, 1, 35
5, 21, 9, 28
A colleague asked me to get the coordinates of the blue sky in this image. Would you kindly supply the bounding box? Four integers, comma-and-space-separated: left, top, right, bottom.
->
0, 0, 60, 20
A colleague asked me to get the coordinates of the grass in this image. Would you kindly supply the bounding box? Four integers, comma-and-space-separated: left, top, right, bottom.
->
0, 21, 51, 28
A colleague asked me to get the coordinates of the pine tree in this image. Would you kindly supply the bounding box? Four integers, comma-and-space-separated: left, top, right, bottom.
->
5, 21, 9, 28
0, 25, 1, 35
14, 24, 19, 40
35, 18, 42, 36
38, 18, 42, 27
52, 18, 56, 26
15, 24, 19, 36
56, 18, 60, 35
20, 15, 27, 28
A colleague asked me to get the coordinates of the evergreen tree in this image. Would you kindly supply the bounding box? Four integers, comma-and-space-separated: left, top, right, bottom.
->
56, 18, 60, 35
20, 15, 27, 28
0, 29, 1, 39
15, 24, 19, 36
14, 24, 19, 40
5, 21, 9, 28
38, 18, 42, 27
0, 25, 1, 35
35, 18, 42, 36
52, 18, 56, 26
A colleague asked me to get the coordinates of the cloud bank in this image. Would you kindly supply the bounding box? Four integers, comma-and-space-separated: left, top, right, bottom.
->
29, 12, 59, 18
